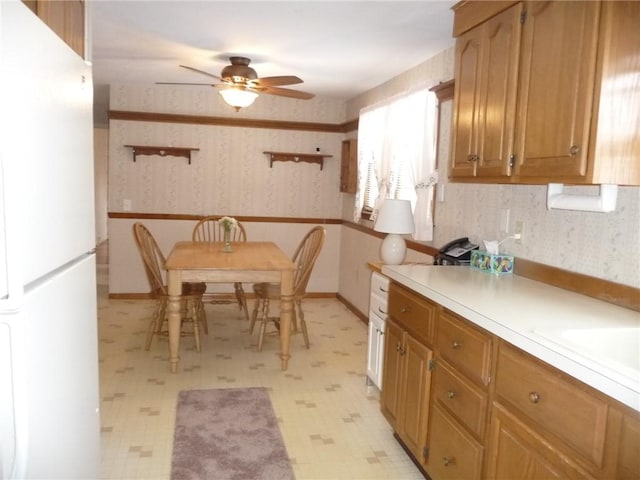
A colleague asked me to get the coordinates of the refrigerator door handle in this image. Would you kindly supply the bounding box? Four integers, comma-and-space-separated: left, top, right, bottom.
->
0, 254, 24, 313
0, 159, 24, 314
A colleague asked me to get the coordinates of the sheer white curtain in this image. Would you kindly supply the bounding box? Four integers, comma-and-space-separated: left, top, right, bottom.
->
354, 87, 438, 241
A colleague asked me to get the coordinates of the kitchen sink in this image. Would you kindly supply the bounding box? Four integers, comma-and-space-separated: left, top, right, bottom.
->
532, 326, 640, 383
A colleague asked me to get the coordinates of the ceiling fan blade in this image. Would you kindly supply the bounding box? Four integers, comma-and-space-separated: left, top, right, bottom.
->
179, 64, 223, 81
262, 86, 315, 100
254, 75, 303, 87
157, 82, 216, 86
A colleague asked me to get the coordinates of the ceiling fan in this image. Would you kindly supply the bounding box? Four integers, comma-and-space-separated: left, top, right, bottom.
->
159, 56, 315, 111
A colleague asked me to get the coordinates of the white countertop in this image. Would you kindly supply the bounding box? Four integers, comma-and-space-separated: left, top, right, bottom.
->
381, 264, 640, 412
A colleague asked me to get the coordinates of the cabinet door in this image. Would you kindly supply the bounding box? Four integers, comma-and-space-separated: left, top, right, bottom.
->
397, 333, 433, 464
366, 313, 385, 388
616, 411, 640, 479
451, 4, 521, 180
486, 404, 593, 480
380, 319, 403, 427
426, 403, 484, 480
514, 1, 600, 181
451, 25, 483, 178
475, 3, 521, 179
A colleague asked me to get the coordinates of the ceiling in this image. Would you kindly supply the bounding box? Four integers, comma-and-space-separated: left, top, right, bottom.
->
90, 1, 456, 125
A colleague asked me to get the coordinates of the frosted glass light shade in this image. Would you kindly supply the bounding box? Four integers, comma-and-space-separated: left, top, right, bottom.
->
218, 87, 258, 111
374, 199, 414, 265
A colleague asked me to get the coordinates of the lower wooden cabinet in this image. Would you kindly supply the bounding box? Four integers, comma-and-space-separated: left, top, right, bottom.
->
488, 342, 638, 480
486, 404, 580, 480
381, 318, 433, 465
494, 342, 609, 472
617, 411, 640, 479
382, 281, 640, 479
426, 403, 484, 480
381, 319, 403, 426
425, 309, 493, 478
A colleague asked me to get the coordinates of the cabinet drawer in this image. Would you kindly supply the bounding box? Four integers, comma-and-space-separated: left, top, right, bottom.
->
388, 283, 437, 346
426, 403, 483, 480
370, 290, 388, 318
437, 309, 492, 388
495, 342, 609, 469
433, 359, 488, 439
371, 271, 390, 298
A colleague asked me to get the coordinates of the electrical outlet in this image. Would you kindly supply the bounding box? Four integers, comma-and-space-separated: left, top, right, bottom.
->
123, 199, 132, 211
515, 220, 524, 244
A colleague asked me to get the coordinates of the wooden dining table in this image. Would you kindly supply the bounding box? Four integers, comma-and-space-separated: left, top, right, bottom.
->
164, 241, 296, 373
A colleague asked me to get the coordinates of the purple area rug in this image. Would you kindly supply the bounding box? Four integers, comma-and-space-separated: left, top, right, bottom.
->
171, 387, 295, 480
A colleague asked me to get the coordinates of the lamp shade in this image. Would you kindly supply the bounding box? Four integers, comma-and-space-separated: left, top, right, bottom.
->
374, 199, 414, 265
373, 199, 414, 234
218, 86, 258, 111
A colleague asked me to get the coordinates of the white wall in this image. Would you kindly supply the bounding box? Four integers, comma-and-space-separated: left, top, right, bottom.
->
339, 226, 433, 315
107, 86, 348, 294
110, 218, 340, 295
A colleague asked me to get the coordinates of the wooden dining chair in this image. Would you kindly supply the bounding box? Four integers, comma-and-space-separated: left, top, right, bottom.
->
249, 226, 326, 351
192, 216, 249, 321
133, 222, 207, 351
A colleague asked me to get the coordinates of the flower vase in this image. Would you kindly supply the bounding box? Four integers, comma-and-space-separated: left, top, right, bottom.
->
223, 229, 232, 252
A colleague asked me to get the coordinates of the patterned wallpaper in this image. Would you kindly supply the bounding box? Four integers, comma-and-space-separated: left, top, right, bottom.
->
109, 86, 346, 217
346, 49, 640, 288
107, 47, 640, 289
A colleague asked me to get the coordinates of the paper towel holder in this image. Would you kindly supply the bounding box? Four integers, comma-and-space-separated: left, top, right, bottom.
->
547, 183, 618, 213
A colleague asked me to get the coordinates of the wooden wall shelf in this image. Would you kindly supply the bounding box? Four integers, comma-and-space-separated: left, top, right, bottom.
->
124, 145, 200, 164
263, 151, 332, 170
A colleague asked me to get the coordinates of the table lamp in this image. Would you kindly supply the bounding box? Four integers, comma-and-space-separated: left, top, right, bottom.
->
373, 199, 415, 265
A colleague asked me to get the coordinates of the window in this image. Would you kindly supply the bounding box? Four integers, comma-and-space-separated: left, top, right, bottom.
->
354, 87, 438, 241
361, 162, 379, 216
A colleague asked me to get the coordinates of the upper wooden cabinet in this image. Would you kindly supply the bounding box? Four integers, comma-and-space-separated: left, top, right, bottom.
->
450, 3, 522, 180
514, 1, 600, 182
450, 1, 640, 185
23, 0, 85, 58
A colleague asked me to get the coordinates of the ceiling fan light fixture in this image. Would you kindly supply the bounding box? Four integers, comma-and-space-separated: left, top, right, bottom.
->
218, 86, 259, 111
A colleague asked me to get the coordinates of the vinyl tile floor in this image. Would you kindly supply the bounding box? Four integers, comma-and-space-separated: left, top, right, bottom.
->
97, 244, 423, 480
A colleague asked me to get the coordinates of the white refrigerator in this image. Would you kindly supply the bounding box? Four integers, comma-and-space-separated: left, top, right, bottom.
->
0, 2, 100, 479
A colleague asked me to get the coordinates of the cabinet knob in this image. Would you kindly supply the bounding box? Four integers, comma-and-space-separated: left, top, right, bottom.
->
447, 391, 456, 400
452, 340, 462, 349
467, 154, 474, 163
442, 457, 456, 467
400, 305, 411, 314
529, 391, 541, 404
569, 145, 581, 156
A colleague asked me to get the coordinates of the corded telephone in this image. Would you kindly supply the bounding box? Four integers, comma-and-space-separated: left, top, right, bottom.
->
434, 237, 479, 265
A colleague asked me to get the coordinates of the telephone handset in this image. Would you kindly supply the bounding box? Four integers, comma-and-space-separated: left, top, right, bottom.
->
434, 237, 479, 265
